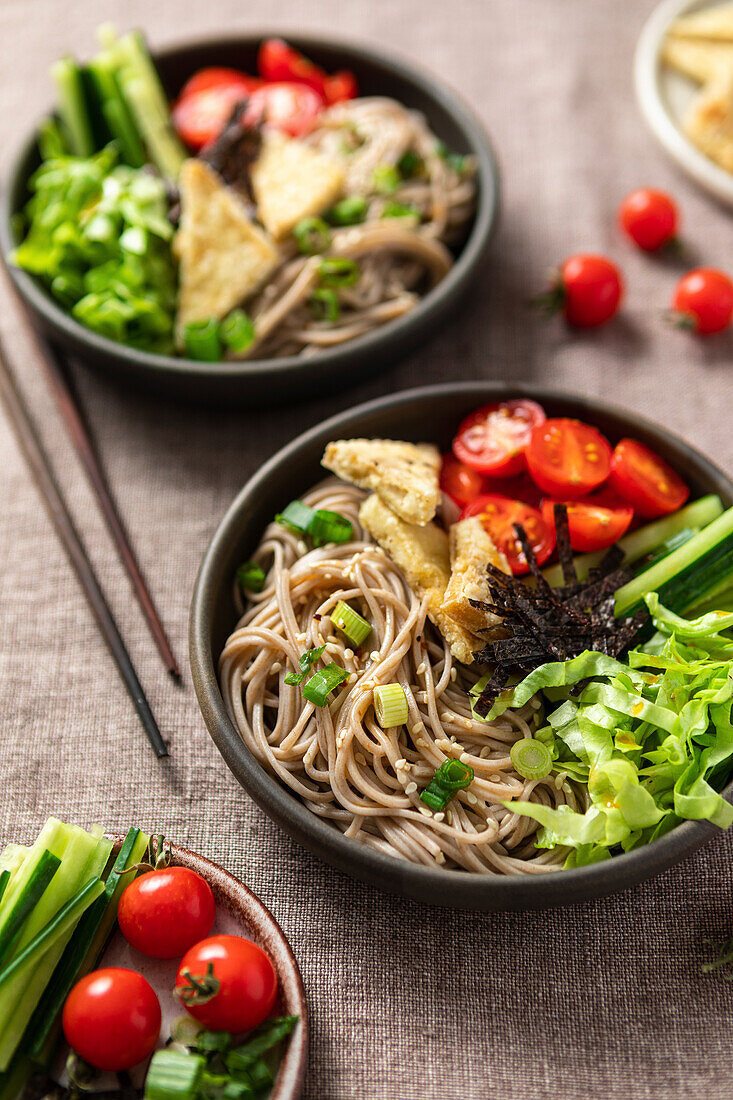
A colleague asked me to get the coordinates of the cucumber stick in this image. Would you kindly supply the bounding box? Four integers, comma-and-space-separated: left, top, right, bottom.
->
0, 878, 8, 910
86, 55, 146, 167
0, 850, 61, 968
0, 820, 68, 919
51, 58, 95, 157
615, 504, 733, 618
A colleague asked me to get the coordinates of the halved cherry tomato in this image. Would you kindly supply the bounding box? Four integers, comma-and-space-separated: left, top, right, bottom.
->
246, 81, 324, 137
177, 67, 262, 102
62, 968, 161, 1072
118, 866, 216, 960
462, 495, 555, 575
526, 418, 612, 498
440, 453, 484, 506
172, 83, 253, 150
542, 498, 633, 553
452, 399, 546, 478
324, 70, 359, 103
609, 438, 689, 519
175, 935, 277, 1033
258, 38, 328, 96
482, 472, 544, 509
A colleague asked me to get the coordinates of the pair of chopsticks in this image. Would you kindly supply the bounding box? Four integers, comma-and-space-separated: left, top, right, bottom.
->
0, 334, 176, 757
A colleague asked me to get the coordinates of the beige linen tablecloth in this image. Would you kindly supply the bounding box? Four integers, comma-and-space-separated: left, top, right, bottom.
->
2, 1, 733, 1096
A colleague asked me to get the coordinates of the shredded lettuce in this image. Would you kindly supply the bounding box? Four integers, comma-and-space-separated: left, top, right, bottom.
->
494, 594, 733, 865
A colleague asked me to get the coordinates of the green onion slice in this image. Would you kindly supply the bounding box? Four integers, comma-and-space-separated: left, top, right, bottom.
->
275, 500, 353, 546
397, 150, 423, 178
331, 600, 371, 647
374, 684, 408, 728
318, 258, 360, 288
221, 309, 255, 353
302, 663, 349, 706
293, 216, 332, 254
236, 561, 266, 594
183, 318, 223, 362
143, 1049, 205, 1100
509, 738, 552, 781
327, 196, 368, 226
373, 164, 401, 194
276, 500, 316, 535
308, 287, 341, 322
381, 200, 418, 219
419, 759, 474, 812
285, 646, 326, 686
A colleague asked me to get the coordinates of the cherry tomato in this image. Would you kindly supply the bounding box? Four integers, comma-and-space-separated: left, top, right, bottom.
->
172, 83, 253, 150
541, 254, 623, 328
482, 472, 544, 509
619, 188, 678, 252
670, 268, 733, 335
609, 438, 690, 519
62, 968, 161, 1072
258, 38, 328, 96
177, 67, 262, 102
324, 70, 359, 103
452, 399, 546, 478
118, 867, 216, 960
526, 418, 612, 498
462, 495, 555, 575
175, 935, 278, 1033
440, 453, 484, 506
246, 82, 324, 137
541, 498, 633, 553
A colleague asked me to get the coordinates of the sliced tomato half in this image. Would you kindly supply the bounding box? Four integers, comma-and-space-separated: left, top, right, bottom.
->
440, 453, 485, 507
258, 38, 328, 95
526, 418, 612, 498
172, 82, 254, 150
462, 495, 555, 575
541, 498, 633, 553
609, 438, 690, 519
177, 67, 262, 102
246, 81, 324, 137
452, 399, 546, 478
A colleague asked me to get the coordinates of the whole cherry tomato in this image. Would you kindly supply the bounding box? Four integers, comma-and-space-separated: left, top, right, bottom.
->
118, 867, 216, 960
670, 268, 733, 335
62, 968, 161, 1072
175, 935, 278, 1033
619, 188, 678, 252
461, 495, 555, 575
537, 254, 623, 328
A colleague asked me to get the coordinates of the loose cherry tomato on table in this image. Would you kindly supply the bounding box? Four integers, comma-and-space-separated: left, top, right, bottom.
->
440, 453, 484, 506
462, 495, 555, 575
172, 81, 256, 150
175, 934, 278, 1033
526, 418, 612, 498
452, 399, 546, 478
246, 82, 325, 137
541, 498, 634, 553
62, 968, 161, 1072
619, 188, 678, 252
536, 254, 623, 328
118, 866, 216, 960
670, 268, 733, 335
610, 438, 690, 519
177, 67, 262, 102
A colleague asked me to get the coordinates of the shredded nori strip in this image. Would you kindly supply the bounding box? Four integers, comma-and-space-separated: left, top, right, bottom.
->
471, 510, 647, 718
200, 101, 262, 205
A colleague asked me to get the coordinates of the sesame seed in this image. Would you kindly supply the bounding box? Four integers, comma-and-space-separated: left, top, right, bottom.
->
411, 721, 425, 734
343, 648, 354, 660
459, 752, 471, 764
436, 738, 452, 751
347, 673, 357, 684
296, 632, 307, 643
361, 679, 374, 691
416, 662, 426, 676
271, 662, 281, 673
395, 758, 407, 770
466, 792, 477, 805
441, 711, 455, 723
434, 812, 445, 823
435, 852, 446, 864
369, 650, 380, 662
418, 806, 432, 817
415, 737, 427, 748
450, 668, 457, 682
406, 782, 417, 794
356, 752, 367, 766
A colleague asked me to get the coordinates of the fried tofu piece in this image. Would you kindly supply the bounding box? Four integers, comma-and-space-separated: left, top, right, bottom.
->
359, 495, 482, 665
323, 439, 440, 526
670, 4, 733, 42
174, 160, 279, 334
683, 71, 733, 173
251, 131, 345, 241
441, 517, 509, 634
662, 37, 733, 82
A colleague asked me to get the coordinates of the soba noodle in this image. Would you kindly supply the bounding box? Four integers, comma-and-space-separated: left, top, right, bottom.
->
220, 481, 585, 874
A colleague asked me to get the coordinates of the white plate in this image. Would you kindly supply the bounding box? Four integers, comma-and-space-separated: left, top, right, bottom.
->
635, 0, 733, 206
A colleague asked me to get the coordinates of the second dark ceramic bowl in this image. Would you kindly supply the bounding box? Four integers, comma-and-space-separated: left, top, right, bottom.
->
0, 33, 499, 407
189, 382, 733, 910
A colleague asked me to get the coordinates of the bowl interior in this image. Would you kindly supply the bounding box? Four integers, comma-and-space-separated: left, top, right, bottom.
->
190, 382, 733, 911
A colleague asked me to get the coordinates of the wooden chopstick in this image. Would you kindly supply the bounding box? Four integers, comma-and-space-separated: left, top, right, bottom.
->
0, 336, 168, 758
33, 336, 180, 680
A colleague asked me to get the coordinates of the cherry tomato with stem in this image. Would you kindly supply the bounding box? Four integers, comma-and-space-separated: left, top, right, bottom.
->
669, 268, 733, 335
536, 254, 623, 328
175, 935, 278, 1033
118, 866, 216, 960
452, 399, 546, 478
610, 438, 690, 519
526, 418, 612, 498
62, 968, 161, 1072
541, 498, 633, 553
440, 453, 485, 506
619, 188, 678, 252
462, 495, 556, 575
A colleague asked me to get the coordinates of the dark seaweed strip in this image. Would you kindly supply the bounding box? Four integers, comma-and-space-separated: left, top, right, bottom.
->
553, 504, 578, 587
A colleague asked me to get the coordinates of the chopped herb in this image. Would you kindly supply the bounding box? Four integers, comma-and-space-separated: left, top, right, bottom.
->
372, 164, 401, 194
183, 318, 223, 362
318, 258, 360, 287
510, 738, 552, 780
236, 561, 266, 594
275, 500, 353, 546
221, 309, 255, 353
397, 150, 423, 178
293, 216, 331, 255
308, 287, 340, 322
381, 200, 418, 219
302, 663, 348, 706
285, 646, 326, 686
374, 683, 408, 728
327, 196, 368, 226
331, 601, 371, 647
420, 759, 474, 811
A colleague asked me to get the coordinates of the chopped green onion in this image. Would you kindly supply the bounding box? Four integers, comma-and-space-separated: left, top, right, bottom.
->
275, 500, 316, 535
435, 141, 467, 172
381, 201, 418, 219
236, 562, 266, 594
293, 216, 331, 254
308, 287, 341, 322
327, 196, 368, 226
144, 1049, 205, 1100
285, 646, 325, 686
509, 738, 552, 780
397, 150, 423, 178
221, 309, 255, 353
227, 1017, 299, 1067
374, 684, 408, 728
183, 319, 223, 362
302, 663, 349, 706
309, 509, 353, 546
373, 164, 400, 194
331, 601, 371, 646
419, 759, 474, 811
318, 258, 360, 288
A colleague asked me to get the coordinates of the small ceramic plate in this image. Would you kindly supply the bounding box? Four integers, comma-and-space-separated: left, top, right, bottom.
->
56, 841, 308, 1099
635, 0, 733, 206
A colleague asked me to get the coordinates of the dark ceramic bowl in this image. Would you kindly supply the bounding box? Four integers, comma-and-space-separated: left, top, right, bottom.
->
189, 382, 733, 910
0, 34, 498, 407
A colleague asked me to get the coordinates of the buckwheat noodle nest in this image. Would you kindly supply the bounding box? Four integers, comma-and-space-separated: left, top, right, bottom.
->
239, 97, 477, 360
220, 481, 584, 873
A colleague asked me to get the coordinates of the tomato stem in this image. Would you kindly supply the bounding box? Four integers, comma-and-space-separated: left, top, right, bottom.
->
664, 309, 696, 331
529, 270, 566, 317
174, 961, 221, 1006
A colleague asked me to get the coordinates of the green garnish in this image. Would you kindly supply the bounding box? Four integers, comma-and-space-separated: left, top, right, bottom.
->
221, 309, 255, 353
144, 1049, 205, 1100
397, 150, 423, 178
302, 663, 349, 706
275, 500, 353, 547
435, 140, 466, 172
327, 196, 368, 226
285, 646, 326, 686
183, 319, 223, 362
318, 258, 360, 287
293, 216, 331, 254
373, 164, 401, 194
419, 759, 474, 811
374, 684, 408, 729
331, 601, 371, 647
510, 738, 552, 781
308, 287, 341, 322
236, 562, 266, 594
381, 200, 418, 219
276, 500, 315, 534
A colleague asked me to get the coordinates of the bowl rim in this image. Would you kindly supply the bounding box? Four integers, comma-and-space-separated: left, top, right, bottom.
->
0, 30, 499, 382
189, 381, 733, 909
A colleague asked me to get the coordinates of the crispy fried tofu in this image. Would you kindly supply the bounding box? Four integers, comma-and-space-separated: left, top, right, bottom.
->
441, 517, 509, 634
662, 37, 733, 82
359, 494, 482, 665
251, 132, 345, 241
174, 160, 279, 334
323, 439, 440, 526
683, 71, 733, 173
670, 4, 733, 42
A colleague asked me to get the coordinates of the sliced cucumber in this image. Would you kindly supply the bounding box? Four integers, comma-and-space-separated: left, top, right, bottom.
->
0, 850, 60, 968
52, 58, 95, 157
